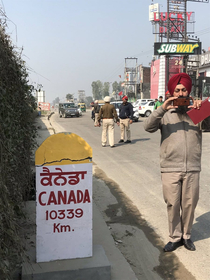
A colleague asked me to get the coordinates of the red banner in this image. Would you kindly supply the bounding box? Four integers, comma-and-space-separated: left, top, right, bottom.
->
38, 102, 50, 111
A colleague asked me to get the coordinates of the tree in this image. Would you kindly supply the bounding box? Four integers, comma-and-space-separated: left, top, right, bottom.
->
102, 82, 110, 98
91, 80, 103, 100
55, 97, 60, 104
112, 81, 122, 94
66, 93, 74, 101
111, 81, 123, 99
86, 96, 93, 106
0, 22, 37, 278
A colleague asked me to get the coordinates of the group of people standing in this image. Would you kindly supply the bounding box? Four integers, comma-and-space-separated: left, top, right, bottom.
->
92, 96, 133, 147
91, 72, 210, 254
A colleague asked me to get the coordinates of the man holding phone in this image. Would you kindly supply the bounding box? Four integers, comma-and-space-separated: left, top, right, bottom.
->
144, 73, 210, 252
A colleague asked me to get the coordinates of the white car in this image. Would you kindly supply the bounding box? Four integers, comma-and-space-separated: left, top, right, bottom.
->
139, 101, 156, 117
132, 107, 140, 122
111, 101, 139, 122
110, 101, 123, 115
132, 99, 155, 109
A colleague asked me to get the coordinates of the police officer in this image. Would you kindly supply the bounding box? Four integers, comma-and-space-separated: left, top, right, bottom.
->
93, 100, 100, 127
118, 96, 133, 143
98, 96, 119, 148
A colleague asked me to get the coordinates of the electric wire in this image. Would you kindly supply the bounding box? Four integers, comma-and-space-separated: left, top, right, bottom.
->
103, 49, 154, 83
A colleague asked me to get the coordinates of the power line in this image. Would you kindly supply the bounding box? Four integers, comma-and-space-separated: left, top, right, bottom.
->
102, 62, 124, 82
195, 27, 210, 34
194, 27, 210, 37
103, 49, 154, 82
0, 0, 5, 13
27, 67, 51, 82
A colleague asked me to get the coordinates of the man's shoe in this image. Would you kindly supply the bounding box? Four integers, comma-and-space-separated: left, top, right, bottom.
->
102, 144, 106, 147
118, 139, 124, 143
124, 140, 131, 143
183, 239, 196, 251
163, 240, 183, 252
110, 145, 116, 148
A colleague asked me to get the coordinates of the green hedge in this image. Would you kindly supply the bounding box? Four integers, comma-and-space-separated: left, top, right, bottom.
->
0, 24, 37, 278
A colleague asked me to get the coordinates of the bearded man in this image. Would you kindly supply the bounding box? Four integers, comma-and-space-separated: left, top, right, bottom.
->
144, 73, 210, 252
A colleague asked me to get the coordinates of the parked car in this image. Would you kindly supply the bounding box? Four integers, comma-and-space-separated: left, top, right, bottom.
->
132, 107, 139, 122
139, 101, 156, 117
111, 101, 139, 122
132, 99, 155, 109
59, 102, 80, 118
110, 101, 123, 115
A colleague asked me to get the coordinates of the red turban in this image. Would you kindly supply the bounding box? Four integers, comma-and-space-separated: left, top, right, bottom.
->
168, 73, 192, 96
122, 96, 128, 100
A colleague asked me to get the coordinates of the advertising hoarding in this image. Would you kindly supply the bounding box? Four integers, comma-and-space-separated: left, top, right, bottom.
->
187, 0, 209, 2
149, 3, 159, 21
38, 102, 50, 111
200, 52, 210, 67
167, 0, 208, 2
36, 90, 45, 103
154, 42, 202, 55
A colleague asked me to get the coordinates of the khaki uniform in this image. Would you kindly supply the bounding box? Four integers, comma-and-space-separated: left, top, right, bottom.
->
98, 103, 119, 147
93, 104, 100, 127
119, 102, 133, 141
120, 119, 131, 141
94, 113, 99, 126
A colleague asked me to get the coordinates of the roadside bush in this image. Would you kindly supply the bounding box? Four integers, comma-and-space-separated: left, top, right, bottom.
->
0, 24, 37, 279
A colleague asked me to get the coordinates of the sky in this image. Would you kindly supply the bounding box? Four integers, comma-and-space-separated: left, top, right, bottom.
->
2, 0, 210, 103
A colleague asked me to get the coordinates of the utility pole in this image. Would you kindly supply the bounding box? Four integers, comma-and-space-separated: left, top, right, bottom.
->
166, 0, 170, 87
124, 57, 138, 101
183, 0, 188, 74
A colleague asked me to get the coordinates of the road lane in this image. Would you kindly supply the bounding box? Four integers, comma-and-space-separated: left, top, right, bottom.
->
51, 110, 210, 280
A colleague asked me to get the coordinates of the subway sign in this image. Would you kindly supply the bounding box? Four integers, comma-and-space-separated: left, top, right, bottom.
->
154, 42, 202, 55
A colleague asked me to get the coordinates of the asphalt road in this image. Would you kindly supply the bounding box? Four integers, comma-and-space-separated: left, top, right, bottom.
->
50, 109, 210, 280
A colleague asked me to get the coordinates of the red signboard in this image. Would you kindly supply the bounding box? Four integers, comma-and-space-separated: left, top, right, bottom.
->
154, 12, 193, 22
38, 102, 50, 111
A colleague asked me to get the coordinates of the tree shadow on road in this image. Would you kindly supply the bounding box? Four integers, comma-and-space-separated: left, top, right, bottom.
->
191, 211, 210, 242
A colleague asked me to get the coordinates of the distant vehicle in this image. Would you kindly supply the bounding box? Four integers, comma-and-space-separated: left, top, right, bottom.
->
111, 101, 139, 122
110, 101, 123, 115
78, 103, 86, 112
139, 101, 155, 117
59, 102, 80, 118
132, 107, 140, 122
132, 99, 155, 109
78, 107, 82, 116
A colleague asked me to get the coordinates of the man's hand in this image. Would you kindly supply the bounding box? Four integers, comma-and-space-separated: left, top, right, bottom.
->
162, 96, 178, 111
117, 121, 120, 126
129, 119, 133, 124
188, 98, 202, 110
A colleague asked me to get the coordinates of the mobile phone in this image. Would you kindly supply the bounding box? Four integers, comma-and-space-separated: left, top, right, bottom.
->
173, 97, 191, 106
